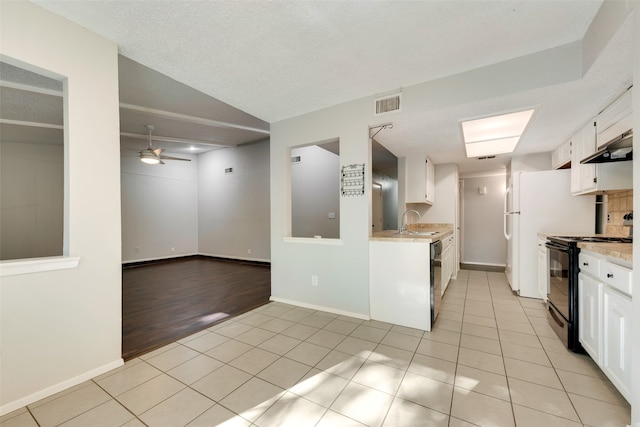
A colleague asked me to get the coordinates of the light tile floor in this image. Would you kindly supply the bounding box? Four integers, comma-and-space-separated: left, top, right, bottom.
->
2, 270, 631, 427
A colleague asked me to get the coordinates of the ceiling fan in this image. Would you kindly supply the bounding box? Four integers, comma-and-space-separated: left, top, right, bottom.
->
139, 124, 191, 164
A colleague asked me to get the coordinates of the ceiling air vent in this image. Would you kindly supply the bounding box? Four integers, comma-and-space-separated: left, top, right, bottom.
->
374, 93, 401, 116
291, 155, 301, 164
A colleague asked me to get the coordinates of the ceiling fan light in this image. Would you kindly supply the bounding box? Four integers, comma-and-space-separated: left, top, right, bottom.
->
140, 151, 160, 164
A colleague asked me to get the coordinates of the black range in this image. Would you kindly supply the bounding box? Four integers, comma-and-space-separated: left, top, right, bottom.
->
545, 235, 632, 352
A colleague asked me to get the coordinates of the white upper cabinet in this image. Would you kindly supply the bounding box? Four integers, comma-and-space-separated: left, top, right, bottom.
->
405, 155, 435, 204
552, 140, 572, 170
571, 121, 597, 194
597, 88, 632, 146
571, 87, 633, 195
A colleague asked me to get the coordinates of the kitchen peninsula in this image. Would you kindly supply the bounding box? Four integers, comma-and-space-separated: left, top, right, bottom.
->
369, 224, 454, 331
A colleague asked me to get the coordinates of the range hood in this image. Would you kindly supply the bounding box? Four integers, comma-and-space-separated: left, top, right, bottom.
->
581, 129, 633, 164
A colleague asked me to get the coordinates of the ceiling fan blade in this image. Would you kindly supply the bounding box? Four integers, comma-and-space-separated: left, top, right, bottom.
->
159, 155, 192, 162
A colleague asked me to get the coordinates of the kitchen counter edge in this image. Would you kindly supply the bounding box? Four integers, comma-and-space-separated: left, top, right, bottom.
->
371, 229, 453, 243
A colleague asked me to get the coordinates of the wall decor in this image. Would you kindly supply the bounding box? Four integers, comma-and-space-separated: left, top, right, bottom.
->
341, 163, 365, 196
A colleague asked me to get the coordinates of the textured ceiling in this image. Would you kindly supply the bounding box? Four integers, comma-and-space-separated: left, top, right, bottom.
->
26, 1, 635, 173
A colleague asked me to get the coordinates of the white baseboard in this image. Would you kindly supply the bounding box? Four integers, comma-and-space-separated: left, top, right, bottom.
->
199, 252, 270, 263
122, 253, 270, 265
122, 253, 199, 264
269, 296, 370, 320
0, 358, 124, 416
462, 261, 506, 267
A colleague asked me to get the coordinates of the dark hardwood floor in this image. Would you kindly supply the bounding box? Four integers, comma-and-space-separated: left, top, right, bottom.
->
122, 256, 271, 360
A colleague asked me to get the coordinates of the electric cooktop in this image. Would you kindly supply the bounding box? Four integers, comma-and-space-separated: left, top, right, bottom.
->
548, 235, 632, 245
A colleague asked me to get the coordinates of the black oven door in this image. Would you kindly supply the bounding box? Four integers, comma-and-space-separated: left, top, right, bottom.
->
546, 242, 570, 320
545, 241, 582, 352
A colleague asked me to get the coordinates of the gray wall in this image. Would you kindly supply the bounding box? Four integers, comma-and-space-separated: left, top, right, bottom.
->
121, 139, 271, 263
461, 173, 507, 266
290, 145, 340, 239
372, 171, 398, 231
198, 140, 270, 261
121, 152, 199, 262
0, 141, 64, 260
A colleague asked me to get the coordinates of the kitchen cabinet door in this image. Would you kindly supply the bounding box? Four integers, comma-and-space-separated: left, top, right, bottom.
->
425, 157, 435, 204
405, 155, 435, 204
441, 243, 453, 295
552, 140, 571, 169
602, 285, 632, 401
597, 88, 632, 146
578, 272, 602, 363
571, 122, 597, 194
537, 241, 548, 301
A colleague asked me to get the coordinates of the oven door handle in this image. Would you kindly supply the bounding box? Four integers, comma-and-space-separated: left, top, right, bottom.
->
548, 305, 565, 328
545, 242, 568, 252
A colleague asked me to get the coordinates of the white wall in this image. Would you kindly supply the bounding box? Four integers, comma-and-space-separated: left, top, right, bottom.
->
507, 152, 552, 179
416, 163, 458, 224
271, 99, 371, 317
0, 141, 64, 260
121, 153, 198, 262
461, 173, 507, 267
198, 140, 270, 261
291, 145, 340, 239
631, 4, 639, 426
0, 1, 122, 414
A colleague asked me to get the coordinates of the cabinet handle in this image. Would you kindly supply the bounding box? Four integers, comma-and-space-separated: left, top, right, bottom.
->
583, 262, 588, 266
607, 273, 614, 278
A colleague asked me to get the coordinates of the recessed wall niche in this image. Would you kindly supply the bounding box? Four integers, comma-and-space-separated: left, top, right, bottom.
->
0, 60, 65, 260
290, 139, 340, 239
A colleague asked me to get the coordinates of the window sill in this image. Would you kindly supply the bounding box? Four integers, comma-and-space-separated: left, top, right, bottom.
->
0, 256, 81, 277
282, 237, 343, 246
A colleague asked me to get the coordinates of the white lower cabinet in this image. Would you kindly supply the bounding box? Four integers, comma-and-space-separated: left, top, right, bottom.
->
578, 272, 602, 363
578, 250, 632, 402
370, 240, 432, 331
602, 285, 632, 400
441, 236, 454, 296
537, 239, 548, 301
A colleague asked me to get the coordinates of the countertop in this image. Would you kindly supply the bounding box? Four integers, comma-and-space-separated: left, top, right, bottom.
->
371, 223, 453, 243
577, 242, 632, 263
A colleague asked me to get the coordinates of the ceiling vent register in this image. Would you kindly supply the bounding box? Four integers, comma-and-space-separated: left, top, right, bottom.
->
375, 94, 401, 116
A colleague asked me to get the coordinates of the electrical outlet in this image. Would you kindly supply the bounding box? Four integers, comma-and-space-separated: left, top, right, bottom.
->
247, 249, 252, 255
135, 247, 140, 253
170, 247, 175, 252
311, 275, 318, 286
607, 213, 611, 223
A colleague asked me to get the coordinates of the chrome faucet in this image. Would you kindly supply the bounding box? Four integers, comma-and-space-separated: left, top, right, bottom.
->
400, 209, 421, 233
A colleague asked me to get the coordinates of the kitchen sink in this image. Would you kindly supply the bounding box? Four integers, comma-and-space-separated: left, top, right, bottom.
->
393, 230, 438, 236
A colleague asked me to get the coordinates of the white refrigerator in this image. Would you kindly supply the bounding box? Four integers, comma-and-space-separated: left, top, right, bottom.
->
504, 169, 595, 298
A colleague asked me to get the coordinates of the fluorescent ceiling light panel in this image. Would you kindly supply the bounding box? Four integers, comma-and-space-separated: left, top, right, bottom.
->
461, 109, 535, 157
464, 137, 520, 158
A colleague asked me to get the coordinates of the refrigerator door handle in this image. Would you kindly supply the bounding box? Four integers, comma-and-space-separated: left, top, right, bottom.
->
504, 187, 512, 240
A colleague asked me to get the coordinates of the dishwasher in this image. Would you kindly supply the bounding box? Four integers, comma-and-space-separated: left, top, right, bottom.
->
430, 239, 443, 324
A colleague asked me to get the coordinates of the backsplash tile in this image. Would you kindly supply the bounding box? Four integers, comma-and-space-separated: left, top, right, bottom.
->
605, 190, 633, 236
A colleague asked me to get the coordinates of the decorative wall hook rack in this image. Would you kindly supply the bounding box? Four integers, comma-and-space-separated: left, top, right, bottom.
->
341, 164, 365, 196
